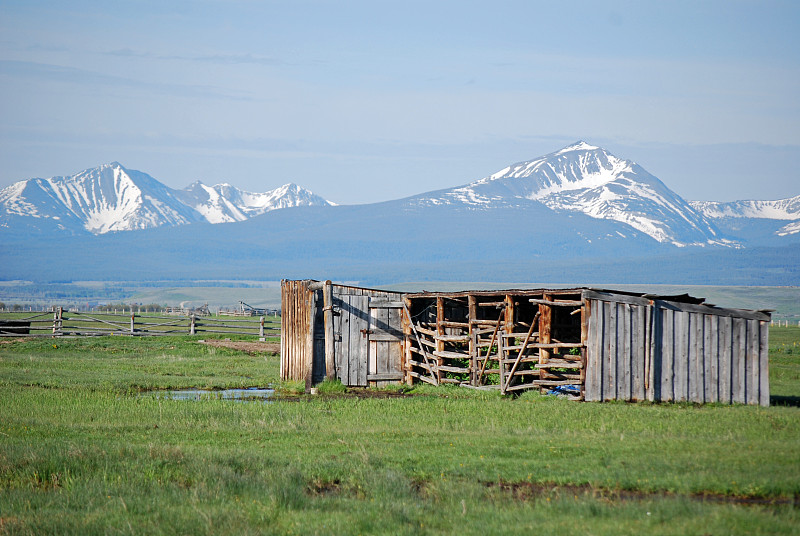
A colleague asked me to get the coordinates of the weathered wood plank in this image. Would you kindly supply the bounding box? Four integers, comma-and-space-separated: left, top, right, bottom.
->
367, 305, 381, 383
367, 372, 404, 381
618, 303, 631, 401
539, 294, 552, 366
407, 370, 438, 385
535, 360, 583, 369
305, 287, 317, 390
584, 299, 600, 402
529, 299, 583, 307
661, 307, 674, 402
355, 295, 369, 387
433, 349, 470, 359
674, 310, 688, 402
603, 301, 616, 401
368, 300, 404, 309
759, 320, 770, 407
719, 315, 732, 404
369, 330, 403, 342
705, 314, 717, 403
339, 295, 351, 385
733, 317, 746, 403
646, 303, 656, 402
746, 318, 759, 405
689, 312, 702, 403
632, 303, 646, 401
440, 321, 470, 328
387, 304, 403, 379
434, 334, 470, 342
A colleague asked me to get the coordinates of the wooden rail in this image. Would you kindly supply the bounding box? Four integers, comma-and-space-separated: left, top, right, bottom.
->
0, 309, 280, 338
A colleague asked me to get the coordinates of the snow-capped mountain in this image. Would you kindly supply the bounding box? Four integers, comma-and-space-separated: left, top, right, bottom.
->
691, 196, 800, 237
409, 141, 728, 247
176, 181, 332, 224
0, 162, 333, 235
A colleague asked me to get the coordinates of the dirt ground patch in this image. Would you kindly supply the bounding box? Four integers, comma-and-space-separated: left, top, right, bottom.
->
200, 339, 280, 355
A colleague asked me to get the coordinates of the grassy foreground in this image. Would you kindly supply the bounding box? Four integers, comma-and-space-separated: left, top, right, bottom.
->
1, 331, 799, 535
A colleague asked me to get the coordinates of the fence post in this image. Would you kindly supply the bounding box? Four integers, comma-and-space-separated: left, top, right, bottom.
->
260, 316, 265, 337
130, 310, 135, 335
190, 314, 196, 335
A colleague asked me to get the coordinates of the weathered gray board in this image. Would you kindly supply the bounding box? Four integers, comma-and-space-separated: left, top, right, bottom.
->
584, 290, 770, 406
332, 294, 403, 386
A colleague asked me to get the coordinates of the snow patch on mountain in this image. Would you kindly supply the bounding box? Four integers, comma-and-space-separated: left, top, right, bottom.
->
0, 162, 333, 234
778, 221, 800, 236
690, 196, 800, 221
412, 141, 728, 246
177, 181, 333, 224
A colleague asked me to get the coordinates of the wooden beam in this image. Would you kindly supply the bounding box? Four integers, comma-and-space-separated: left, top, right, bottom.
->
436, 296, 445, 385
305, 286, 317, 391
529, 299, 583, 307
468, 295, 477, 386
323, 281, 336, 381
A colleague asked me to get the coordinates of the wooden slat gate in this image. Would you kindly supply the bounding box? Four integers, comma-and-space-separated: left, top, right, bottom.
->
333, 295, 404, 387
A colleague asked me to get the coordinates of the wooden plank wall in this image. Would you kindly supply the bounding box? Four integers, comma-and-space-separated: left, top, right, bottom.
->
280, 279, 313, 385
584, 290, 770, 406
281, 281, 404, 387
331, 285, 404, 387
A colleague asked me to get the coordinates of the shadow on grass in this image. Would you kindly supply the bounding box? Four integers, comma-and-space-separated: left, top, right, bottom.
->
770, 395, 800, 407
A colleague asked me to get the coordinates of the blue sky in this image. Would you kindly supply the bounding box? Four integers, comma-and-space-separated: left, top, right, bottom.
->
1, 0, 798, 204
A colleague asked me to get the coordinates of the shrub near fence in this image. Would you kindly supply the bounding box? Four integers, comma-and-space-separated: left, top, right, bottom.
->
0, 309, 280, 338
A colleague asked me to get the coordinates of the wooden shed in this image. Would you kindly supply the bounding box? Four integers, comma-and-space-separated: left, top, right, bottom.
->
281, 281, 771, 406
281, 280, 405, 388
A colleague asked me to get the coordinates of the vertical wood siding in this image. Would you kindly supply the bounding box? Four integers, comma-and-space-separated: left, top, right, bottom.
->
280, 279, 314, 384
584, 292, 770, 406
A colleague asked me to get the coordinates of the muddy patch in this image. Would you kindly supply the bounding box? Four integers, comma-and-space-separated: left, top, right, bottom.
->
485, 480, 798, 507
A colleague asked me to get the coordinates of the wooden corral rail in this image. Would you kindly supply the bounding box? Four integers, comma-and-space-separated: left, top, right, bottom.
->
0, 308, 280, 338
402, 289, 586, 398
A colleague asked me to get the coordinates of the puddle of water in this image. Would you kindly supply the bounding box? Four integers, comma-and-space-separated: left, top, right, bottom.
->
141, 387, 275, 403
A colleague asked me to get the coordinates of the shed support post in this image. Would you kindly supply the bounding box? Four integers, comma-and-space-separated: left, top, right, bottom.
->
323, 280, 336, 380
305, 287, 317, 391
468, 295, 477, 386
538, 293, 552, 391
436, 297, 445, 385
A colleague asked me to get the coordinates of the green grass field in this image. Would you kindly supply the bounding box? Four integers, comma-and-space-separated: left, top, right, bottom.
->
1, 329, 799, 535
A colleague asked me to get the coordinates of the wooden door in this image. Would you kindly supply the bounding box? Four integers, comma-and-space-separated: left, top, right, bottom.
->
336, 295, 370, 386
366, 297, 404, 386
333, 294, 404, 387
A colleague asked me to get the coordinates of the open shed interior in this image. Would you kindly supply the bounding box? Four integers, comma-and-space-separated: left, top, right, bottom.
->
404, 289, 586, 398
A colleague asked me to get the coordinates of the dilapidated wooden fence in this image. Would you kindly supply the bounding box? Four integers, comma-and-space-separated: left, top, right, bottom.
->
0, 309, 279, 338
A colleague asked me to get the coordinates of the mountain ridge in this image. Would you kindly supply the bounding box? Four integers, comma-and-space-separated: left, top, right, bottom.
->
0, 162, 332, 235
1, 142, 798, 248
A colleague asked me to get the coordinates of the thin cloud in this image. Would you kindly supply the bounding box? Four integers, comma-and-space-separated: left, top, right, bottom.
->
105, 48, 284, 66
0, 60, 253, 101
